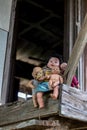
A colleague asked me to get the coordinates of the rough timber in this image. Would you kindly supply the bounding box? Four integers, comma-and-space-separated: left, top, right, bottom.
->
1, 85, 87, 130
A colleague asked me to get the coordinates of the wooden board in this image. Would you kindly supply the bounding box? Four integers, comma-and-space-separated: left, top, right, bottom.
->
0, 95, 59, 126
59, 84, 87, 122
8, 119, 60, 130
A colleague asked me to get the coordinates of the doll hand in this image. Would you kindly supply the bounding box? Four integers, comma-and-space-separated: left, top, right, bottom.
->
45, 75, 50, 80
52, 81, 60, 88
27, 80, 35, 89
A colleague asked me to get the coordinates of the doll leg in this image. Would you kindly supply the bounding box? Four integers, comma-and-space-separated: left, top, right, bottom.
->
36, 92, 44, 109
50, 85, 59, 99
32, 94, 38, 108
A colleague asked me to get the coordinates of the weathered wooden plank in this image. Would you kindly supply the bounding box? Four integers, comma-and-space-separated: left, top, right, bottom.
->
59, 84, 87, 122
1, 0, 17, 104
11, 119, 60, 130
64, 13, 87, 85
0, 95, 59, 126
0, 118, 69, 130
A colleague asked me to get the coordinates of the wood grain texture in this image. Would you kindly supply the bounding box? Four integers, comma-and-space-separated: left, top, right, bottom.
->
0, 95, 59, 126
59, 84, 87, 122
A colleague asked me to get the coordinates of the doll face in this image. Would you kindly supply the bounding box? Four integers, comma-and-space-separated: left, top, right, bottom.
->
35, 70, 44, 80
47, 57, 60, 69
52, 66, 60, 74
32, 67, 44, 80
60, 62, 67, 71
32, 67, 42, 78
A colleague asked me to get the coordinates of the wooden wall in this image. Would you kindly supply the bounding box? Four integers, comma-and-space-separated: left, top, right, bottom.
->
82, 0, 87, 90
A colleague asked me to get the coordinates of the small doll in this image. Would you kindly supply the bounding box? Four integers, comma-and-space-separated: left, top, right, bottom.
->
48, 67, 63, 99
27, 67, 44, 108
60, 62, 80, 88
34, 67, 51, 109
30, 66, 50, 109
42, 56, 64, 99
30, 56, 64, 108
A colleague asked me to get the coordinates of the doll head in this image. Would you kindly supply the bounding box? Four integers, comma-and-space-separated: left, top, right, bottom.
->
32, 67, 44, 80
47, 57, 60, 69
51, 66, 61, 74
60, 62, 67, 73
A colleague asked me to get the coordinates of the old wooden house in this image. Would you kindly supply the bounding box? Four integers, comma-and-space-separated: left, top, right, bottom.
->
0, 0, 87, 129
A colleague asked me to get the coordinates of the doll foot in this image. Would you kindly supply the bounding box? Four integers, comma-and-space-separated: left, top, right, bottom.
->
50, 93, 58, 100
39, 105, 44, 109
34, 105, 38, 108
33, 103, 38, 108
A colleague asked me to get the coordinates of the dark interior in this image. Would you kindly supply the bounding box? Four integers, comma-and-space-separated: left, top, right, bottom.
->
14, 0, 64, 100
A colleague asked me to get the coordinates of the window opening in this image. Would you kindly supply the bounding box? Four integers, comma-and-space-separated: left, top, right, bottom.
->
13, 0, 64, 101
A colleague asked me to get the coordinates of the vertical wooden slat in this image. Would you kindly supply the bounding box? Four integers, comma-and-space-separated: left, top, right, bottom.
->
1, 0, 17, 104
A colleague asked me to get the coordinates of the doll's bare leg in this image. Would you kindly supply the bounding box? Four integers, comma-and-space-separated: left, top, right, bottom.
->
50, 86, 59, 99
37, 92, 44, 109
32, 94, 38, 108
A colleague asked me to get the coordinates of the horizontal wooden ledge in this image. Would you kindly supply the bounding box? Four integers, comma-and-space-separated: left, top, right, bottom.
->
0, 92, 59, 126
1, 84, 87, 127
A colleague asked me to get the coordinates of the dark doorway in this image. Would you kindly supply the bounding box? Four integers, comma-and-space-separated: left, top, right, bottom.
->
11, 0, 64, 101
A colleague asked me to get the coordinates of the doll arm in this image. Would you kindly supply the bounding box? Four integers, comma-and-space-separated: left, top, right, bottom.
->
53, 81, 60, 87
59, 76, 63, 84
27, 80, 35, 89
49, 79, 53, 86
45, 74, 51, 80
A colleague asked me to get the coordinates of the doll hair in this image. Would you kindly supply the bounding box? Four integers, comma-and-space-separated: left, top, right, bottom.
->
45, 53, 63, 64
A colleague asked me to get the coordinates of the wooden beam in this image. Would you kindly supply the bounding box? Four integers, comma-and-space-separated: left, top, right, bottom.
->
1, 85, 87, 129
64, 13, 87, 85
11, 119, 60, 130
0, 95, 59, 126
0, 118, 70, 130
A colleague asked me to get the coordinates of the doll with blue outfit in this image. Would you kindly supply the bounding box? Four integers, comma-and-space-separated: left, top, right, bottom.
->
32, 54, 63, 109
28, 54, 64, 109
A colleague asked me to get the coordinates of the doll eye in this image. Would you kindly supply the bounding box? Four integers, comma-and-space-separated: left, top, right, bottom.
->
50, 60, 52, 62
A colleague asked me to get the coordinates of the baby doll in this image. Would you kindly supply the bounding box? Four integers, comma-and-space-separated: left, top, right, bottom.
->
27, 67, 45, 108
60, 62, 80, 88
48, 67, 63, 99
46, 58, 63, 99
30, 56, 64, 108
29, 66, 51, 109
34, 67, 51, 109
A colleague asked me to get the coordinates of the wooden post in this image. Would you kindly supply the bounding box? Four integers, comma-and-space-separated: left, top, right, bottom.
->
64, 13, 87, 85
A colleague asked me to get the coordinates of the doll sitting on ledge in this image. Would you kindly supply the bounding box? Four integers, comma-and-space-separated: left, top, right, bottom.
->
49, 66, 63, 99
30, 66, 63, 109
27, 55, 64, 109
27, 66, 51, 108
35, 56, 64, 108
27, 67, 46, 108
43, 56, 63, 99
